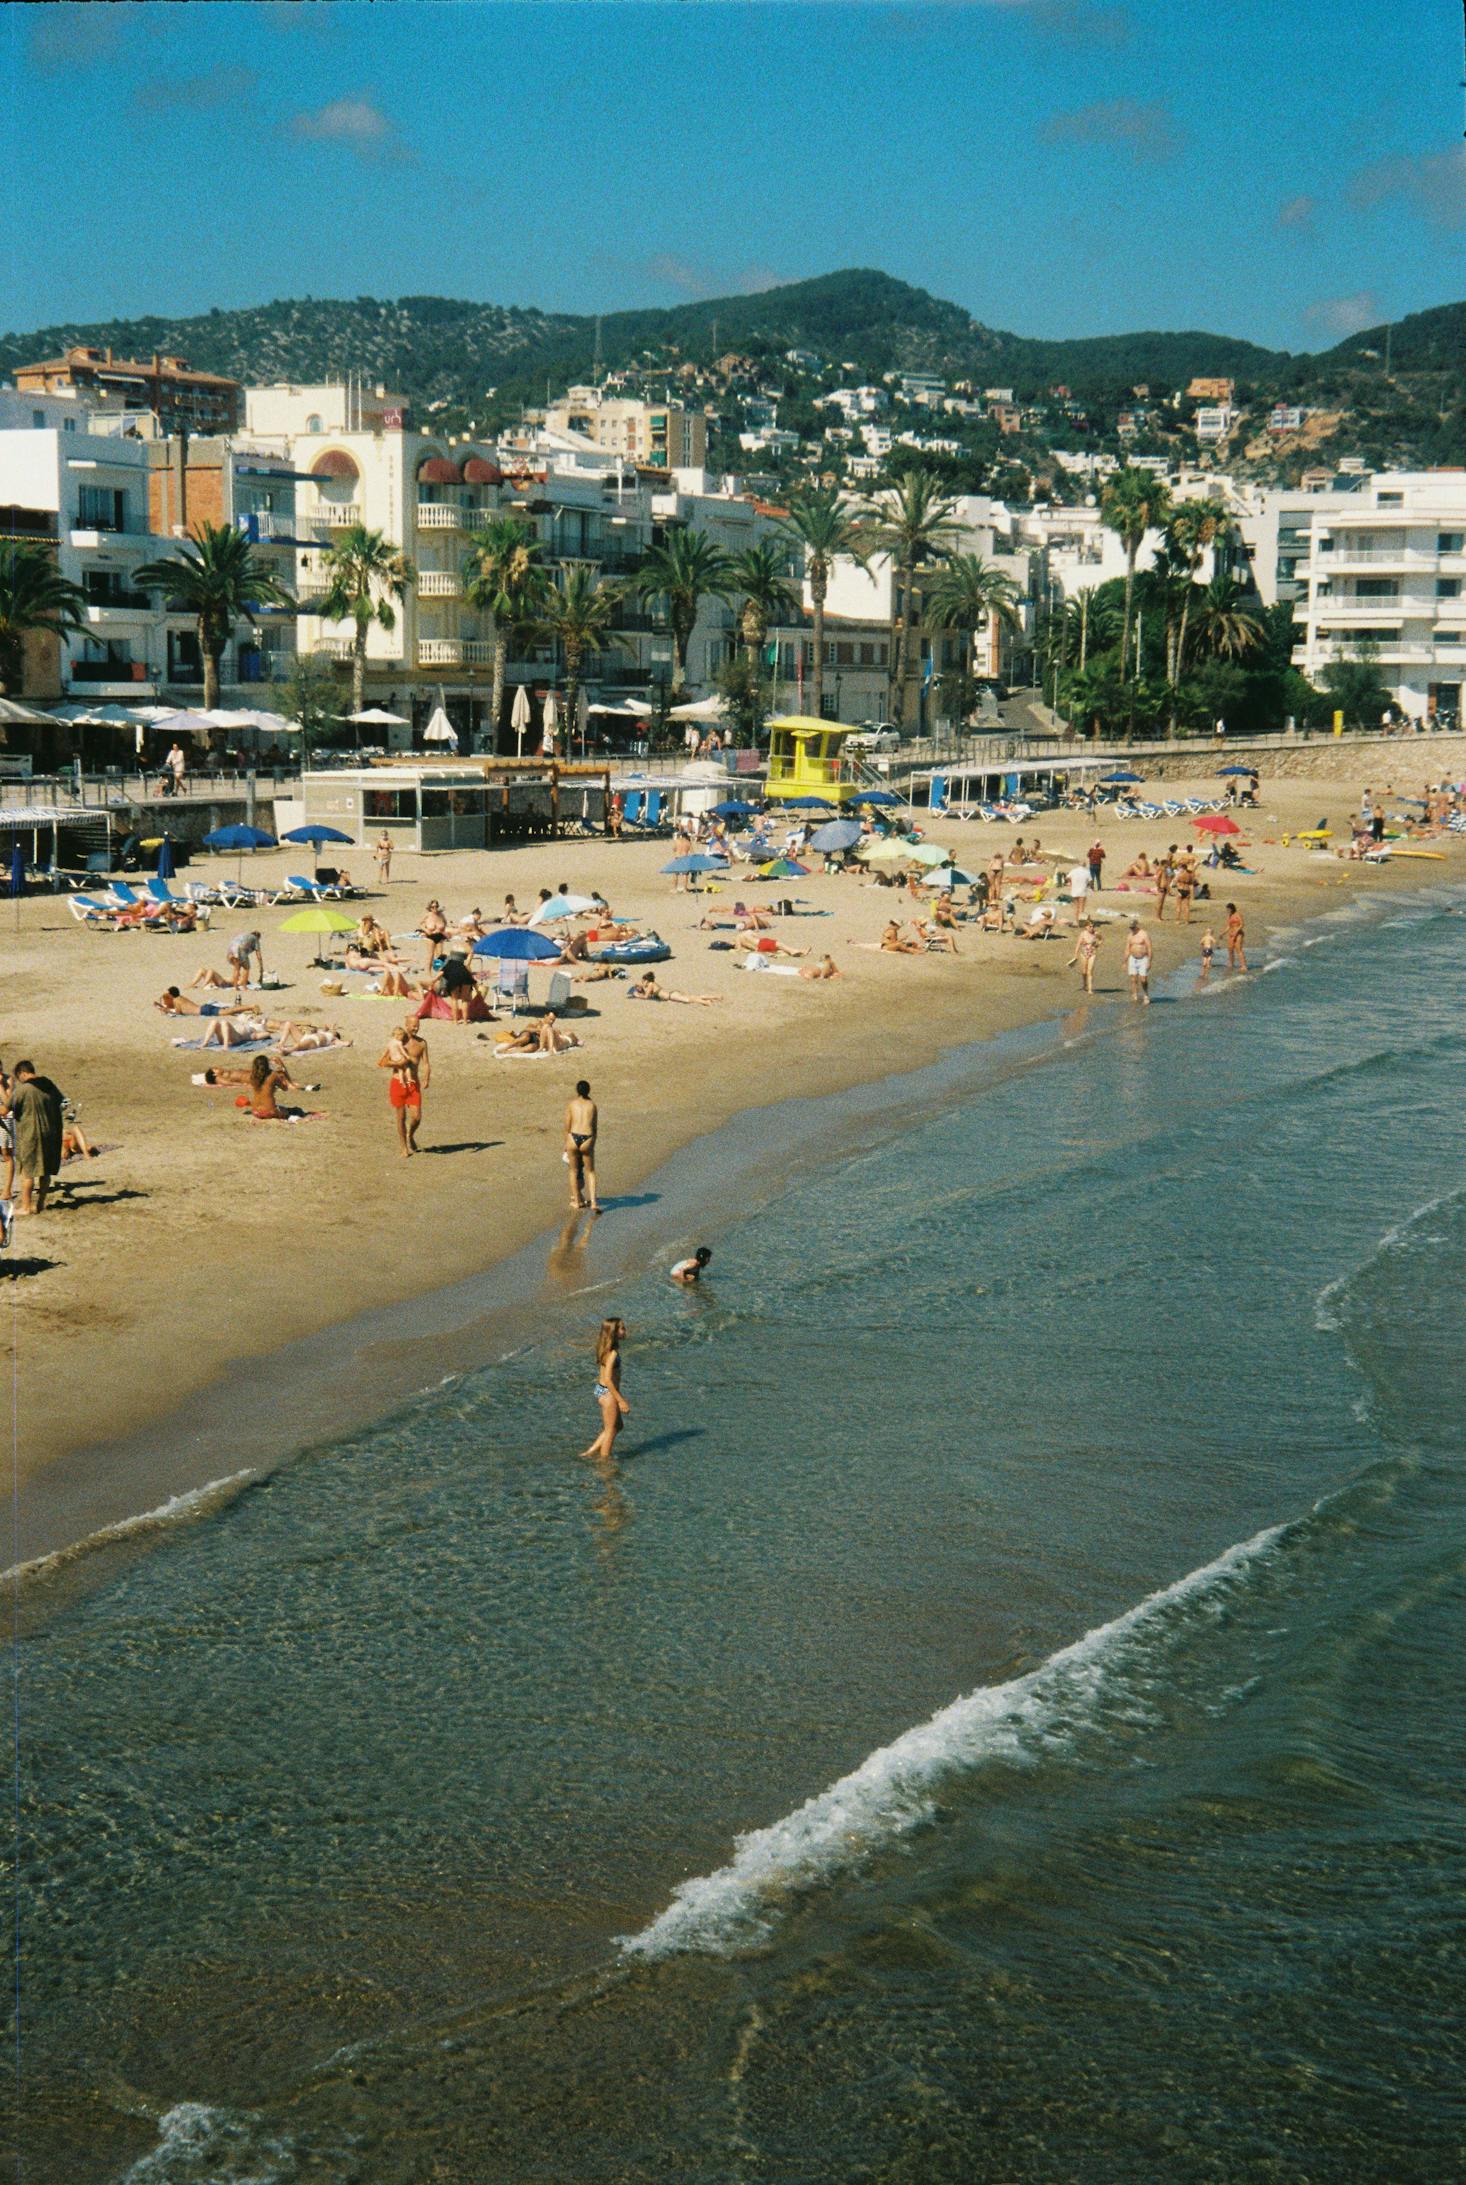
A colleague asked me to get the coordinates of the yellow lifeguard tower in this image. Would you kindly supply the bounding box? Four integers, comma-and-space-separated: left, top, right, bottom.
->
764, 715, 866, 806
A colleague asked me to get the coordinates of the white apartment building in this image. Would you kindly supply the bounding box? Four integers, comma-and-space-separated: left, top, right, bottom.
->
544, 387, 706, 470
1242, 471, 1466, 722
1195, 406, 1234, 444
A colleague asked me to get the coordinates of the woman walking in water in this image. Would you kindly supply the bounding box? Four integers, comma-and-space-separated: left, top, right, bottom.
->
583, 1317, 629, 1461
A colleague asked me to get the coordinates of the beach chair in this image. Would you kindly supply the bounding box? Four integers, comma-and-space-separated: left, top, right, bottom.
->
545, 970, 572, 1014
621, 791, 645, 829
1135, 801, 1162, 820
286, 874, 341, 902
182, 878, 226, 908
496, 961, 530, 1015
67, 894, 118, 926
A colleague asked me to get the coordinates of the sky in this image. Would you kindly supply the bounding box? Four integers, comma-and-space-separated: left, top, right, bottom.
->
2, 0, 1462, 353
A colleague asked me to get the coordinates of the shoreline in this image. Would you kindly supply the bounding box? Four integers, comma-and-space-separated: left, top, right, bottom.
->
7, 762, 1464, 1570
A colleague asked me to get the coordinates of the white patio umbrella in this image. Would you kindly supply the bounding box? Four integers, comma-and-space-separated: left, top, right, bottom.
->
423, 705, 458, 749
510, 683, 532, 760
348, 706, 411, 726
541, 689, 560, 754
668, 694, 730, 723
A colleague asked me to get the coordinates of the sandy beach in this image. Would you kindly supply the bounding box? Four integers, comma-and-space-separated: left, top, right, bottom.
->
6, 749, 1463, 1557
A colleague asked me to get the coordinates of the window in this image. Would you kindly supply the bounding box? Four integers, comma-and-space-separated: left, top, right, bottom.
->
1376, 492, 1403, 506
31, 409, 44, 428
859, 642, 874, 665
78, 485, 125, 531
1437, 579, 1461, 599
1440, 533, 1464, 554
1354, 578, 1399, 599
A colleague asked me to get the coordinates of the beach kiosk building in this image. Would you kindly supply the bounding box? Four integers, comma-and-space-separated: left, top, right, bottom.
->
764, 714, 870, 807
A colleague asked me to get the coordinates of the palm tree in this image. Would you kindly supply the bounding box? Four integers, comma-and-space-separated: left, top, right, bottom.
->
0, 543, 87, 696
1193, 575, 1265, 661
463, 516, 548, 750
133, 523, 295, 712
1101, 468, 1172, 686
1166, 498, 1231, 691
859, 468, 960, 724
726, 541, 800, 670
538, 562, 627, 739
309, 524, 415, 718
634, 527, 734, 694
773, 485, 871, 719
928, 553, 1020, 711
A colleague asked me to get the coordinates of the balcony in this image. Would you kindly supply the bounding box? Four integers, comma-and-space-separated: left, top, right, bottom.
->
416, 503, 462, 529
417, 639, 493, 667
1319, 544, 1435, 570
308, 502, 360, 533
71, 658, 152, 685
418, 570, 461, 598
85, 594, 152, 620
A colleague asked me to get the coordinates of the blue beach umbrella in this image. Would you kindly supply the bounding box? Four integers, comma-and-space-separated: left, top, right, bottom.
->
470, 927, 563, 961
1217, 765, 1253, 776
155, 835, 175, 882
852, 789, 899, 808
8, 840, 24, 900
781, 794, 838, 810
203, 824, 277, 851
1101, 769, 1144, 786
661, 852, 726, 875
282, 821, 354, 875
809, 819, 862, 851
709, 799, 757, 819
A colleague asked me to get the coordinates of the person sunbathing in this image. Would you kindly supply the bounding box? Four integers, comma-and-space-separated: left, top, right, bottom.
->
188, 965, 237, 991
195, 1014, 346, 1054
234, 1054, 302, 1121
1120, 851, 1152, 880
493, 1011, 584, 1055
155, 986, 252, 1019
735, 933, 808, 959
852, 922, 921, 955
628, 974, 724, 1005
915, 917, 959, 955
366, 963, 422, 998
798, 953, 842, 980
1016, 905, 1060, 939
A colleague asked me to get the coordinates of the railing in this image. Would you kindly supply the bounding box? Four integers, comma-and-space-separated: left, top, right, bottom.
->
312, 640, 355, 663
418, 570, 461, 597
308, 502, 359, 531
416, 503, 462, 529
1319, 546, 1436, 567
85, 595, 152, 618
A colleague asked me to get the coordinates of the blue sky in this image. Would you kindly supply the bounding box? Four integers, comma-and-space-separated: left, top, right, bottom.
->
3, 0, 1461, 352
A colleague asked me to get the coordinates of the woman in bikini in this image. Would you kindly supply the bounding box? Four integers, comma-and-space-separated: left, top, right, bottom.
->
1068, 918, 1100, 993
582, 1317, 629, 1462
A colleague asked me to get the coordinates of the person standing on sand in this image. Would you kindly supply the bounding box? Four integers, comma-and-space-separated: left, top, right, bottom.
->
1087, 838, 1105, 893
375, 833, 393, 886
1225, 902, 1248, 973
565, 1080, 599, 1211
5, 1061, 64, 1215
378, 1025, 426, 1158
227, 929, 264, 992
583, 1317, 629, 1462
1125, 918, 1152, 1005
1069, 919, 1100, 994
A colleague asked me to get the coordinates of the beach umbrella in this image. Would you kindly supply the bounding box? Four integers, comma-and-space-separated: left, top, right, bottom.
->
0, 696, 60, 728
423, 705, 458, 749
780, 794, 838, 810
1193, 814, 1242, 835
529, 892, 598, 925
905, 841, 953, 868
156, 835, 175, 882
758, 857, 810, 879
511, 683, 532, 759
471, 927, 563, 961
8, 840, 24, 901
279, 904, 357, 965
541, 689, 560, 752
709, 799, 757, 819
1217, 765, 1253, 777
810, 819, 862, 851
282, 821, 354, 876
852, 789, 900, 808
202, 820, 277, 882
856, 837, 912, 864
348, 706, 410, 726
668, 694, 729, 723
927, 863, 978, 889
1102, 768, 1144, 785
662, 852, 726, 875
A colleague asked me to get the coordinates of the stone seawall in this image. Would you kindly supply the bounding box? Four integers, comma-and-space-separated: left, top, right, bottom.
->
1093, 733, 1466, 787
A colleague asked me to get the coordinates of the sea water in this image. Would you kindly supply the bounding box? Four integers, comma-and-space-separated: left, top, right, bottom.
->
11, 889, 1466, 2183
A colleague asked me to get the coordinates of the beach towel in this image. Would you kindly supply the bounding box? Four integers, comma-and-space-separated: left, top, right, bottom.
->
739, 958, 800, 976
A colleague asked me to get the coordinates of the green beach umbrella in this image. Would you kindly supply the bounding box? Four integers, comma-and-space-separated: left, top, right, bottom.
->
280, 904, 357, 965
905, 841, 954, 868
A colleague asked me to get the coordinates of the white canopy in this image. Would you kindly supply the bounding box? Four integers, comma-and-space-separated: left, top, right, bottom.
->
668, 694, 729, 723
349, 706, 411, 726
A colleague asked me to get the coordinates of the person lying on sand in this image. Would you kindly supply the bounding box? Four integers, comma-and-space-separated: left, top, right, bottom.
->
492, 1011, 584, 1055
735, 934, 808, 959
798, 954, 842, 980
193, 1015, 347, 1054
155, 986, 253, 1019
1015, 905, 1061, 939
628, 974, 724, 1006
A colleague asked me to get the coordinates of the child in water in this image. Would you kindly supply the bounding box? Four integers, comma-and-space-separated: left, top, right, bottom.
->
670, 1247, 713, 1285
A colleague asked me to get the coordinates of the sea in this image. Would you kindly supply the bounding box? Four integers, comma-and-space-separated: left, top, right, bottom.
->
10, 883, 1465, 2184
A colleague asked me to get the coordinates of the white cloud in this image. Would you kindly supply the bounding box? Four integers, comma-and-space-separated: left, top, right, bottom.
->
1305, 292, 1382, 340
285, 95, 410, 163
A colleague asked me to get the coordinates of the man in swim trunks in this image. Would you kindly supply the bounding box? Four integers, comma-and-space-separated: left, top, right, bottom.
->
1125, 918, 1152, 1004
378, 1025, 426, 1158
565, 1080, 598, 1211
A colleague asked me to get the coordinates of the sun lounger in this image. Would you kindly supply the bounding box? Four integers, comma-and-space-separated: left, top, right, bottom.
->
496, 961, 530, 1015
68, 894, 119, 926
286, 874, 344, 902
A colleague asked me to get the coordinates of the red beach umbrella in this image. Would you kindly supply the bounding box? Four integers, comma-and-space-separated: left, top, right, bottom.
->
1193, 814, 1242, 835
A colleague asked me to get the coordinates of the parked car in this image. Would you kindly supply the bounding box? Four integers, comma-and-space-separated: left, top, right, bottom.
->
844, 723, 902, 754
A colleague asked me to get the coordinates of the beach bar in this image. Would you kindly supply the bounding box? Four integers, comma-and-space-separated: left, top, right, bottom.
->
290, 759, 613, 853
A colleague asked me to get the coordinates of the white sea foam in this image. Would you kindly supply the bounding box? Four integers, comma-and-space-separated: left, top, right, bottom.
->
620, 1521, 1289, 1961
3, 1469, 256, 1588
116, 2101, 295, 2183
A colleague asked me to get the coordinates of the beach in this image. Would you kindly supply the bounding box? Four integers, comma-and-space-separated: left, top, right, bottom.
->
6, 747, 1464, 1562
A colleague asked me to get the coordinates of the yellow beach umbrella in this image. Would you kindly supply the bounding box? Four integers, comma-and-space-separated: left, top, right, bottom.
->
279, 904, 357, 965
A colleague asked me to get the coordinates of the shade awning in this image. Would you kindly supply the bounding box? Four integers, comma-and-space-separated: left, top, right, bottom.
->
462, 458, 503, 485
311, 451, 359, 479
418, 458, 463, 484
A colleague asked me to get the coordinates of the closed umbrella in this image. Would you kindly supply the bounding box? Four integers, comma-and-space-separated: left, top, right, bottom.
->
9, 840, 24, 901
576, 684, 589, 755
279, 904, 357, 965
541, 690, 560, 752
810, 820, 862, 852
511, 684, 532, 760
156, 836, 175, 882
470, 927, 563, 961
423, 705, 457, 749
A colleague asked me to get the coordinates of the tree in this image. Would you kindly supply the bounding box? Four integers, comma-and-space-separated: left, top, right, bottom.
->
726, 540, 800, 668
859, 467, 960, 723
538, 562, 627, 740
1193, 575, 1265, 661
928, 552, 1020, 693
1100, 468, 1172, 685
463, 516, 548, 751
1321, 646, 1391, 730
133, 523, 295, 712
310, 524, 415, 718
773, 484, 871, 720
0, 543, 86, 696
1165, 497, 1231, 716
712, 652, 774, 745
634, 527, 733, 694
272, 652, 344, 766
